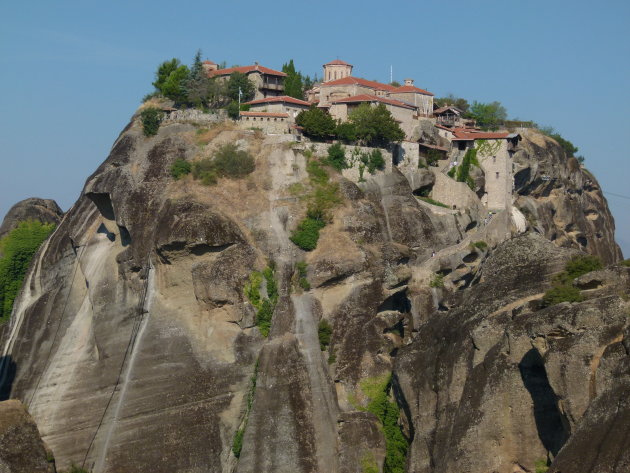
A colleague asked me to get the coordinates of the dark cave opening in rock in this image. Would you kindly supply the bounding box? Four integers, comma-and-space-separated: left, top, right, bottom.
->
378, 291, 411, 314
518, 349, 571, 456
0, 356, 16, 401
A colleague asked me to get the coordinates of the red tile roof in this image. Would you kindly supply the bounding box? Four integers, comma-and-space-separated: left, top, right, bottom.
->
390, 85, 434, 96
321, 76, 396, 92
451, 128, 509, 140
240, 111, 288, 118
324, 59, 352, 66
202, 60, 217, 65
331, 94, 416, 110
418, 142, 449, 152
434, 124, 454, 132
244, 96, 311, 107
209, 65, 286, 77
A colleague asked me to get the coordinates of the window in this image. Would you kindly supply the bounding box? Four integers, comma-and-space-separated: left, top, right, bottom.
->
496, 172, 500, 179
492, 156, 496, 163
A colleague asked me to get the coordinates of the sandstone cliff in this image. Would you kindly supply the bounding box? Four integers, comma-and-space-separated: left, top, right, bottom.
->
0, 114, 626, 473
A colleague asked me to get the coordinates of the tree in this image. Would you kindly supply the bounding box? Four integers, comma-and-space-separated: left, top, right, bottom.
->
434, 94, 470, 113
153, 58, 182, 92
282, 59, 305, 99
296, 107, 337, 140
390, 80, 401, 87
327, 143, 346, 171
160, 64, 190, 104
469, 101, 507, 130
348, 103, 405, 146
227, 71, 255, 103
184, 50, 211, 108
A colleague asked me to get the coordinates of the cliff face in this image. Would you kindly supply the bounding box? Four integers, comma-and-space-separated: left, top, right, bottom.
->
0, 116, 626, 473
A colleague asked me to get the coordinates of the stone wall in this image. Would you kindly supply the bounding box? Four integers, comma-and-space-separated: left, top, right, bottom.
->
305, 142, 393, 183
431, 172, 484, 212
162, 109, 227, 124
238, 115, 290, 134
476, 139, 512, 211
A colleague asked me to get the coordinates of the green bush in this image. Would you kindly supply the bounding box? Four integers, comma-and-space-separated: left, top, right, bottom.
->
542, 285, 584, 307
170, 158, 191, 179
232, 428, 245, 458
336, 121, 357, 142
456, 148, 477, 189
0, 221, 55, 322
227, 101, 240, 119
447, 166, 456, 178
327, 143, 347, 171
296, 106, 337, 140
622, 259, 630, 267
367, 149, 385, 174
425, 149, 442, 167
318, 319, 333, 351
262, 266, 278, 306
290, 217, 326, 251
214, 143, 255, 178
564, 255, 603, 280
140, 107, 164, 136
473, 241, 488, 251
429, 273, 444, 288
244, 271, 263, 309
256, 299, 274, 337
359, 375, 409, 473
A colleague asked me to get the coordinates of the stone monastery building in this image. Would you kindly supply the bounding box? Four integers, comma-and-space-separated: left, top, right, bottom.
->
197, 58, 520, 213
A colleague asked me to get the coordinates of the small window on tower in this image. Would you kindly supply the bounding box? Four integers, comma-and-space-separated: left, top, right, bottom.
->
496, 172, 500, 179
492, 156, 496, 163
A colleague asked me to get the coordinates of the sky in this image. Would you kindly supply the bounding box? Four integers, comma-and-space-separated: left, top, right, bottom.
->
1, 0, 628, 255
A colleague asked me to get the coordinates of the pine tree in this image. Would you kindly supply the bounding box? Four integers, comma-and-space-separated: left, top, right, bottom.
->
282, 59, 305, 99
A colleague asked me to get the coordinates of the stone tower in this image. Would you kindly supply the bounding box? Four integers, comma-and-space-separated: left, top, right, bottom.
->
323, 59, 353, 83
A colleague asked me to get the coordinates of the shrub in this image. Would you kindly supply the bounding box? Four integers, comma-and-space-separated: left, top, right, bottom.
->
140, 107, 164, 136
447, 166, 456, 178
297, 261, 310, 290
429, 273, 444, 288
256, 299, 274, 337
262, 266, 278, 305
542, 285, 584, 307
290, 217, 325, 251
348, 103, 405, 146
0, 221, 55, 322
473, 241, 488, 251
226, 101, 240, 119
191, 158, 217, 186
318, 319, 333, 350
622, 259, 630, 267
564, 255, 602, 280
456, 148, 477, 189
170, 158, 191, 179
296, 107, 337, 140
214, 143, 255, 178
244, 271, 263, 309
367, 149, 385, 174
425, 149, 442, 167
336, 121, 357, 142
327, 143, 346, 171
232, 428, 244, 458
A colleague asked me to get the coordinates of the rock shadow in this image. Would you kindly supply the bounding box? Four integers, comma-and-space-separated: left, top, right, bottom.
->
0, 355, 16, 401
518, 348, 570, 456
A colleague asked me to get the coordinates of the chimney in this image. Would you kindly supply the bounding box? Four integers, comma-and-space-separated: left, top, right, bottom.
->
404, 78, 414, 86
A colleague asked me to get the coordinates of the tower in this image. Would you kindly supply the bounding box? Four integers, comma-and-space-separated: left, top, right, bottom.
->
322, 59, 353, 83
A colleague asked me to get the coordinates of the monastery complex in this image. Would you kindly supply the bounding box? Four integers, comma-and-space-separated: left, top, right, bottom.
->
190, 58, 523, 213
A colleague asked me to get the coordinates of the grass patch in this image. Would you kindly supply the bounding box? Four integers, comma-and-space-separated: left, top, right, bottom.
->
416, 196, 449, 208
535, 458, 549, 473
429, 273, 444, 288
0, 221, 55, 322
318, 319, 332, 351
622, 259, 630, 267
191, 143, 255, 185
542, 255, 602, 307
232, 359, 259, 458
360, 451, 379, 473
290, 218, 325, 251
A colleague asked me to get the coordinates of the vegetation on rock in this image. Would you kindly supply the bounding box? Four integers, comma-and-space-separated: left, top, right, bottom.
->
542, 255, 602, 307
317, 319, 332, 351
327, 143, 347, 171
416, 196, 449, 208
296, 261, 310, 290
140, 107, 164, 136
0, 221, 55, 322
170, 158, 191, 179
191, 144, 254, 185
296, 107, 337, 140
232, 360, 259, 458
429, 273, 444, 288
347, 103, 405, 146
244, 266, 278, 337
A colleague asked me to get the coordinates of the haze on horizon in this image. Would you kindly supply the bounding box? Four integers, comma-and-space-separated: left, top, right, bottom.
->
0, 0, 628, 254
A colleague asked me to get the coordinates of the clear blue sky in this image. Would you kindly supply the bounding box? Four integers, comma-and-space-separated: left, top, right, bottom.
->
1, 0, 628, 255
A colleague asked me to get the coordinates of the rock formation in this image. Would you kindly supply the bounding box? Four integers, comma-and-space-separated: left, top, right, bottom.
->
0, 198, 63, 239
0, 399, 55, 473
0, 113, 626, 473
